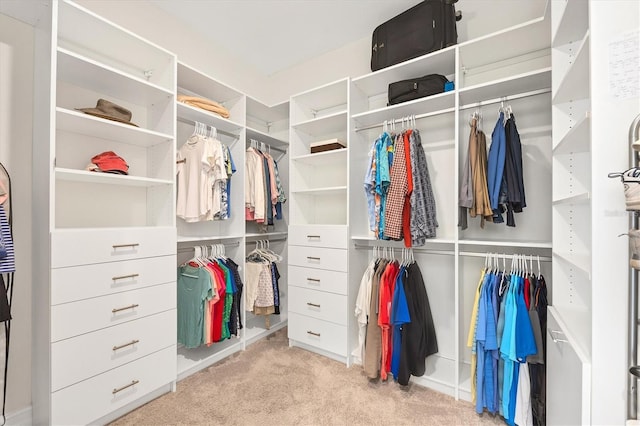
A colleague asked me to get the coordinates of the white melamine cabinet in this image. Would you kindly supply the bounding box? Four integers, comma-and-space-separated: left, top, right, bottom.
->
31, 1, 178, 424
549, 1, 636, 423
288, 79, 352, 362
344, 12, 553, 398
173, 61, 290, 380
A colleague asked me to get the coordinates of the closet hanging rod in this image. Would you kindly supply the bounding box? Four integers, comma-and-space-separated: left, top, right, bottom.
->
176, 241, 240, 254
354, 107, 455, 133
248, 139, 288, 154
459, 251, 552, 262
458, 88, 551, 111
176, 117, 239, 139
244, 235, 288, 243
353, 244, 453, 256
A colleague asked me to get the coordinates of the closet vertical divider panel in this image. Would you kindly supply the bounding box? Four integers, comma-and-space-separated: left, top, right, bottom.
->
244, 96, 290, 344
175, 62, 248, 379
455, 13, 553, 402
288, 78, 351, 363
349, 47, 458, 393
34, 1, 178, 424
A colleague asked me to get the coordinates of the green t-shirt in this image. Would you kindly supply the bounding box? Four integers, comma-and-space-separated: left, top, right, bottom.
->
177, 265, 212, 348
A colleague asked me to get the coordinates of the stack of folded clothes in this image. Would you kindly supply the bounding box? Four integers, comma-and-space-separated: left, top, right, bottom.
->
178, 94, 230, 119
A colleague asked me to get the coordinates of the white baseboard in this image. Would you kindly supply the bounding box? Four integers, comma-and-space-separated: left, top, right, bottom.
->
4, 406, 32, 425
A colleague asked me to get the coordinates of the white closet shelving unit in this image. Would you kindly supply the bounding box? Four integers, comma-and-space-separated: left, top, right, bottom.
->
548, 1, 592, 420
174, 62, 290, 379
287, 78, 353, 363
32, 1, 178, 424
284, 11, 554, 400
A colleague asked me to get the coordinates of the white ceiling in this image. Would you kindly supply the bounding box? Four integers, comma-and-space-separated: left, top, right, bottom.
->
152, 0, 547, 76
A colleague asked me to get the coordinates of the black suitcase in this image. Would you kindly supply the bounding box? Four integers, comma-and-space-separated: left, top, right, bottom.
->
388, 74, 450, 106
371, 0, 461, 72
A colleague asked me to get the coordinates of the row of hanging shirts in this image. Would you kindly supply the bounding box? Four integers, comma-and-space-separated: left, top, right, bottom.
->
245, 139, 286, 231
244, 240, 283, 329
177, 244, 243, 349
364, 115, 438, 248
459, 101, 526, 230
467, 252, 548, 426
354, 246, 438, 385
176, 121, 236, 222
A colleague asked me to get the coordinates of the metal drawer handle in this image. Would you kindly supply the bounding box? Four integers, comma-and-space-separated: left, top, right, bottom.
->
307, 278, 320, 283
112, 273, 139, 281
307, 330, 320, 337
112, 339, 140, 351
306, 302, 321, 308
112, 243, 140, 249
548, 329, 569, 344
307, 235, 321, 239
112, 379, 139, 395
112, 303, 139, 314
307, 256, 321, 261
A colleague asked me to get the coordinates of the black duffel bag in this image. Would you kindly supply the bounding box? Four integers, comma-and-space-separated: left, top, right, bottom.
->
388, 74, 450, 106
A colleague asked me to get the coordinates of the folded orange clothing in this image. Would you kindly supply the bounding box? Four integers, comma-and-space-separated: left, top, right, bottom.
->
177, 95, 230, 119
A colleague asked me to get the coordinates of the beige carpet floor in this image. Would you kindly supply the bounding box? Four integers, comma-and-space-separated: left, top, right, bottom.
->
110, 328, 504, 425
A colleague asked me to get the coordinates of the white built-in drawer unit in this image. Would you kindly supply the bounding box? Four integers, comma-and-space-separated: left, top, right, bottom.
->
288, 265, 347, 295
288, 286, 347, 325
51, 346, 176, 426
51, 309, 176, 391
288, 225, 348, 249
288, 246, 348, 272
51, 281, 176, 342
51, 227, 176, 268
51, 255, 176, 305
288, 312, 347, 356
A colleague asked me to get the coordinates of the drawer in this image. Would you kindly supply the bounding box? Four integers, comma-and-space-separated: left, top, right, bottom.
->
288, 246, 347, 272
51, 226, 176, 268
51, 255, 176, 305
289, 265, 347, 295
289, 286, 347, 325
288, 225, 347, 249
52, 309, 176, 392
51, 346, 176, 426
288, 312, 347, 356
51, 282, 175, 342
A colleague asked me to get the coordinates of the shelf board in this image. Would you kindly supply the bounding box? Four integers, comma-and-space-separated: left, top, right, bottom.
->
351, 46, 456, 97
245, 231, 288, 239
553, 113, 590, 155
246, 96, 289, 125
291, 149, 347, 166
553, 250, 591, 279
458, 239, 552, 249
351, 235, 455, 246
55, 168, 172, 187
177, 62, 243, 103
177, 234, 244, 243
459, 16, 550, 70
552, 191, 591, 206
291, 78, 348, 112
56, 107, 172, 147
551, 1, 589, 47
57, 47, 173, 105
290, 186, 347, 196
176, 102, 244, 136
246, 127, 288, 148
458, 67, 551, 106
553, 32, 590, 104
177, 339, 244, 381
291, 110, 347, 136
352, 92, 455, 129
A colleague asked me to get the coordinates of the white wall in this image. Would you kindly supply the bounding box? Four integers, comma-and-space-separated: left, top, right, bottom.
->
0, 12, 34, 417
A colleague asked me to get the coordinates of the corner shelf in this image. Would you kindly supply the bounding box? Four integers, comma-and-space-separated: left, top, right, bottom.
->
553, 250, 592, 279
551, 1, 589, 47
552, 192, 591, 206
553, 113, 590, 155
552, 31, 590, 105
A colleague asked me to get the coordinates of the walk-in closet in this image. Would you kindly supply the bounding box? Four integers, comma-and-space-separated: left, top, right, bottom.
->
0, 0, 638, 424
